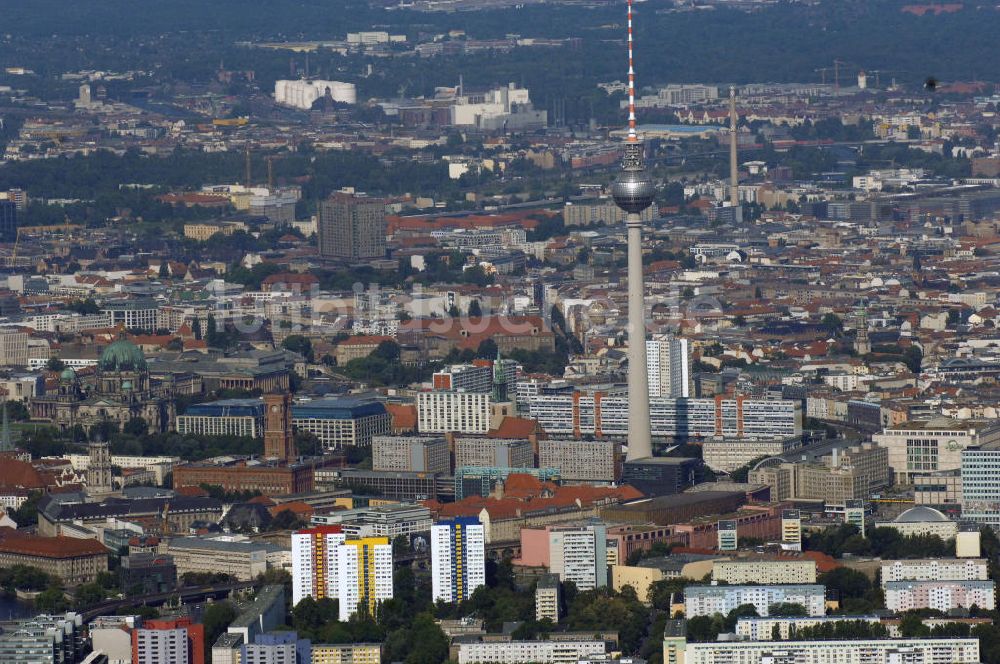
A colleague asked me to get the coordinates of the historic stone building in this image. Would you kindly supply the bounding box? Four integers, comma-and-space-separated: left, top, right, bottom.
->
30, 335, 175, 433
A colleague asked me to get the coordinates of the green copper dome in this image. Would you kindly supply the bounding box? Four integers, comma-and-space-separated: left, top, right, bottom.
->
60, 367, 76, 381
99, 338, 147, 372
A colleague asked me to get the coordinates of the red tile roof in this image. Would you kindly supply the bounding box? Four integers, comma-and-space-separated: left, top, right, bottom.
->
385, 403, 417, 432
488, 417, 544, 439
0, 534, 107, 558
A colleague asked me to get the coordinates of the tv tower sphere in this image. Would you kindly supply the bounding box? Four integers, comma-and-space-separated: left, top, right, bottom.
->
611, 145, 655, 214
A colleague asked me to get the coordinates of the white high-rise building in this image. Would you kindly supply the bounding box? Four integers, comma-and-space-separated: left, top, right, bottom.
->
431, 517, 486, 603
417, 391, 492, 434
292, 526, 393, 620
549, 522, 608, 591
336, 537, 394, 621
291, 526, 345, 606
646, 335, 691, 398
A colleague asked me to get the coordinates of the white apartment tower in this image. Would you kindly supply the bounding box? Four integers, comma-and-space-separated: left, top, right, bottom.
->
549, 522, 608, 591
291, 526, 345, 606
431, 517, 486, 603
646, 335, 691, 398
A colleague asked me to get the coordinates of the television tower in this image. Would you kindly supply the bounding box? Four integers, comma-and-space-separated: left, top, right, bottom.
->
612, 0, 654, 462
729, 86, 740, 210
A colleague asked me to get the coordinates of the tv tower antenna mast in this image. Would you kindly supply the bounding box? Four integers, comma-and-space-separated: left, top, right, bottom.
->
613, 0, 654, 462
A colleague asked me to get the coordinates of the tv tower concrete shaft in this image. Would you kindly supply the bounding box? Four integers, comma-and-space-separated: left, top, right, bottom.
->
730, 86, 739, 208
626, 211, 653, 460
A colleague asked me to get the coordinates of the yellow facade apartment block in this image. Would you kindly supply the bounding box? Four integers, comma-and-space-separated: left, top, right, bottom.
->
312, 643, 382, 664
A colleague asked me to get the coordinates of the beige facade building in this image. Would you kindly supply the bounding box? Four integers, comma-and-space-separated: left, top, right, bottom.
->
535, 574, 560, 623
702, 437, 801, 473
372, 435, 450, 473
311, 643, 382, 664
748, 442, 889, 504
183, 220, 246, 241
318, 193, 386, 259
913, 469, 963, 506
874, 506, 959, 540
563, 199, 655, 227
712, 559, 817, 585
165, 537, 268, 581
0, 535, 108, 586
538, 439, 620, 482
455, 437, 534, 470
0, 329, 28, 367
873, 418, 1000, 485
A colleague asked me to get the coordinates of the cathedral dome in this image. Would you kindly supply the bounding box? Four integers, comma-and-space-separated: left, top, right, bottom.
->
99, 338, 147, 372
60, 367, 76, 382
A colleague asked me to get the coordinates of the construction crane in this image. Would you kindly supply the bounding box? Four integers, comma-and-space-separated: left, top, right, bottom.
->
814, 67, 832, 85
244, 143, 252, 187
833, 59, 848, 90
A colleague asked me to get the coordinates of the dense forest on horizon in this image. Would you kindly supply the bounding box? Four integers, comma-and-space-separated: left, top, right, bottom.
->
0, 0, 998, 92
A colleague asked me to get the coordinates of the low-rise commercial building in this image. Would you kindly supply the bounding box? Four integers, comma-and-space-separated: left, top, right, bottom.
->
120, 553, 177, 595
702, 437, 802, 474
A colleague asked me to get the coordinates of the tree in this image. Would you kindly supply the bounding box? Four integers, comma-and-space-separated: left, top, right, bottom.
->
35, 587, 68, 612
46, 357, 65, 372
468, 299, 483, 317
818, 568, 871, 600
477, 339, 498, 359
902, 345, 923, 374
899, 612, 931, 637
192, 317, 202, 340
724, 603, 759, 630
74, 582, 107, 609
406, 613, 450, 664
202, 601, 238, 651
123, 417, 148, 437
281, 335, 314, 362
687, 614, 724, 642
4, 400, 29, 422
821, 313, 844, 336
373, 340, 400, 362
158, 262, 169, 279
769, 602, 808, 617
